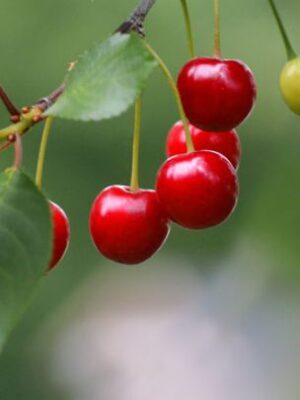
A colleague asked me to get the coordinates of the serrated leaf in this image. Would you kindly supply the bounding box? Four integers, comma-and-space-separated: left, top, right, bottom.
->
0, 169, 52, 351
46, 33, 157, 121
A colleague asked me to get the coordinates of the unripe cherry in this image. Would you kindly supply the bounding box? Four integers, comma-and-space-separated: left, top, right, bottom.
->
280, 57, 300, 115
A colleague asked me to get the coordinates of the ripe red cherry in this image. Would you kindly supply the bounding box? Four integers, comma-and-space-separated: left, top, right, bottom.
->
89, 186, 170, 265
166, 121, 241, 169
48, 201, 70, 270
156, 150, 239, 229
177, 57, 256, 131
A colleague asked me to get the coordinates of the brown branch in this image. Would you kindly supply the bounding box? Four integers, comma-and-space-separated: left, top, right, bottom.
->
35, 83, 65, 111
0, 85, 20, 116
116, 0, 157, 36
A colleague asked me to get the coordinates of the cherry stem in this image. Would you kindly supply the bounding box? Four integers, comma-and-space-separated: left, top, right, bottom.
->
35, 116, 54, 190
130, 97, 142, 192
145, 42, 194, 153
10, 134, 22, 170
0, 85, 20, 117
180, 0, 196, 58
213, 0, 221, 58
268, 0, 297, 61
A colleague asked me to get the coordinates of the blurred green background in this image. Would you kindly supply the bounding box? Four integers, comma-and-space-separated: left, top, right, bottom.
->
1, 0, 300, 399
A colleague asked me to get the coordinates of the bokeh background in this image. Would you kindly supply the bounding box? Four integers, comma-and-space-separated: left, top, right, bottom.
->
1, 0, 300, 399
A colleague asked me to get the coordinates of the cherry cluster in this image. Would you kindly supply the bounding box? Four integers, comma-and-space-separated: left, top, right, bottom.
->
49, 0, 300, 269
88, 56, 256, 265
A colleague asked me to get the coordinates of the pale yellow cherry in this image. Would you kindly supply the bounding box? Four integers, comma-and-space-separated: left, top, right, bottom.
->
280, 57, 300, 115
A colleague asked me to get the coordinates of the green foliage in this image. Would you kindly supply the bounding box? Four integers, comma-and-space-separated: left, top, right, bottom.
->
47, 33, 157, 121
0, 169, 51, 351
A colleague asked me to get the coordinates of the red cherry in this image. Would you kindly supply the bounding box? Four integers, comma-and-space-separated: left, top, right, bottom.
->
89, 186, 170, 265
166, 121, 241, 169
156, 150, 239, 229
177, 57, 256, 131
48, 201, 70, 270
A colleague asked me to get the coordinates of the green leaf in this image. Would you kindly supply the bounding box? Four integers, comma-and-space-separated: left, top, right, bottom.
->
0, 169, 51, 351
46, 33, 157, 121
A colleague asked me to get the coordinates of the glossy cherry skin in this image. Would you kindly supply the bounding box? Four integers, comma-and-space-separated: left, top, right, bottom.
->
48, 201, 70, 270
89, 186, 170, 265
177, 57, 256, 131
166, 121, 241, 169
156, 150, 239, 230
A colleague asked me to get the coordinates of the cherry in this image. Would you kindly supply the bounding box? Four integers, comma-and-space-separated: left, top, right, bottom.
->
89, 185, 170, 265
177, 57, 256, 131
48, 201, 70, 270
280, 57, 300, 115
156, 150, 239, 230
166, 121, 241, 169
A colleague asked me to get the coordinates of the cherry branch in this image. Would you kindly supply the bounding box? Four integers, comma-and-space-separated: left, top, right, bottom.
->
116, 0, 157, 36
35, 83, 65, 111
0, 83, 65, 147
0, 86, 20, 118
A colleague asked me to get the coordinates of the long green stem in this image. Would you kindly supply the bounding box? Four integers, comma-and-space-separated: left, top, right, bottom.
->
130, 97, 142, 192
35, 116, 54, 190
145, 42, 194, 153
268, 0, 296, 60
180, 0, 196, 58
213, 0, 221, 58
